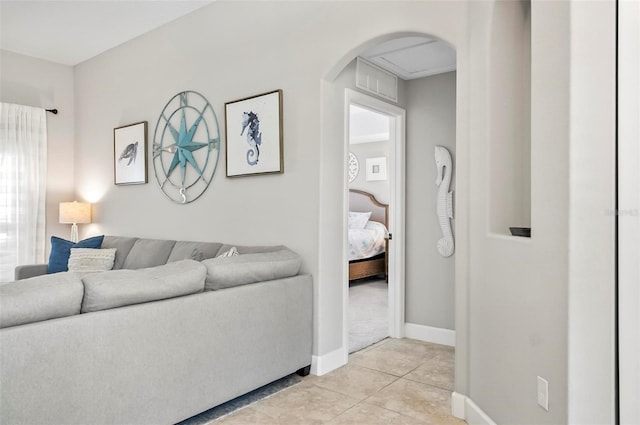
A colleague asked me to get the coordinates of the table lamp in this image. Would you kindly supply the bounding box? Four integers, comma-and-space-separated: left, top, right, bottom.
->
59, 201, 91, 243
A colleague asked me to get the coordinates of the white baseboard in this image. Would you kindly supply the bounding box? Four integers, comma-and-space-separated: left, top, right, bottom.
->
404, 323, 456, 347
451, 392, 466, 419
451, 392, 497, 425
310, 346, 347, 376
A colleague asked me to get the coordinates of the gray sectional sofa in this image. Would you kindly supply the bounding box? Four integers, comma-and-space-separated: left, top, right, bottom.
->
0, 236, 313, 425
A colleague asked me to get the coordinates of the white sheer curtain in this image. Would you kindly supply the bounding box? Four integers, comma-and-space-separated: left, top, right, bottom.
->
0, 103, 47, 282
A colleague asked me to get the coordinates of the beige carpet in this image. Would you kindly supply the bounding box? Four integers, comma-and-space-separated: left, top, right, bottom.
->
348, 278, 389, 353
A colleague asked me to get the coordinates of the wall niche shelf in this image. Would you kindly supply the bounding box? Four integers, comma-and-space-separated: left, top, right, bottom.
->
509, 227, 531, 238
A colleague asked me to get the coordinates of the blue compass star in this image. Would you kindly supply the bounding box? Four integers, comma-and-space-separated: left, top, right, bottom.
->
166, 108, 208, 181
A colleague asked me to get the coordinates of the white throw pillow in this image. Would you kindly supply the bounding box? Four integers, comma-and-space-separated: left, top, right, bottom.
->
348, 211, 372, 229
216, 246, 239, 258
68, 248, 116, 273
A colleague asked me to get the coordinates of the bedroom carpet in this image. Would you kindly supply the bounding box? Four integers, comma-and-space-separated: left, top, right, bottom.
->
348, 278, 389, 353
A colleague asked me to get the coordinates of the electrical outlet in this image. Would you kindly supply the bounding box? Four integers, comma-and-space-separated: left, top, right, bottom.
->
537, 376, 549, 411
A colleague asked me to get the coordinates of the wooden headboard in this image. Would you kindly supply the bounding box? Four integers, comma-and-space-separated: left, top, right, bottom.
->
349, 189, 388, 228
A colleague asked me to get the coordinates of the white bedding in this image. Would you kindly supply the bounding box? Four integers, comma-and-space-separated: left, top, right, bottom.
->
348, 221, 388, 261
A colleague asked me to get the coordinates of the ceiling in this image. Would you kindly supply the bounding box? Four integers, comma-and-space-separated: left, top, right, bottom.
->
349, 104, 390, 145
361, 36, 456, 80
1, 2, 456, 77
0, 1, 215, 66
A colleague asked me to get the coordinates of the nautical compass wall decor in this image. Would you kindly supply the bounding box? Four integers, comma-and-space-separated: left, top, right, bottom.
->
152, 91, 221, 203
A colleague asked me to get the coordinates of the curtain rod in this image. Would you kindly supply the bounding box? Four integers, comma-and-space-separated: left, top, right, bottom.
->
45, 109, 58, 114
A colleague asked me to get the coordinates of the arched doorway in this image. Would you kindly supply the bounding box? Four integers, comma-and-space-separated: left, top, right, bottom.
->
317, 32, 465, 402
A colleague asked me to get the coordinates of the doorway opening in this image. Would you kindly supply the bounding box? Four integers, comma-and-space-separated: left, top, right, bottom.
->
338, 34, 458, 360
346, 99, 403, 353
317, 30, 461, 379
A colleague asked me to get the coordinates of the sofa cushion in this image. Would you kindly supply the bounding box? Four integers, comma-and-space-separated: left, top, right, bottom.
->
0, 273, 84, 328
101, 236, 138, 269
122, 239, 176, 270
68, 248, 117, 273
47, 235, 105, 274
166, 241, 223, 263
81, 260, 206, 313
202, 248, 302, 291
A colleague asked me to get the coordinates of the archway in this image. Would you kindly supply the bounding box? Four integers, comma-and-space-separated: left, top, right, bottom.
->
316, 32, 468, 405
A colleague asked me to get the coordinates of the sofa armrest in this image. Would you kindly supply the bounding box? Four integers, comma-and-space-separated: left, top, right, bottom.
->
14, 264, 48, 280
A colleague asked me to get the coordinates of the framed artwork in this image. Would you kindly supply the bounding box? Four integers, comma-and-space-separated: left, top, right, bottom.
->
366, 157, 387, 181
225, 90, 283, 177
114, 121, 148, 185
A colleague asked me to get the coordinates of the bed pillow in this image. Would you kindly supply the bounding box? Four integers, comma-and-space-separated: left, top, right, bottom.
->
348, 211, 372, 229
47, 235, 105, 274
202, 248, 301, 291
68, 248, 117, 273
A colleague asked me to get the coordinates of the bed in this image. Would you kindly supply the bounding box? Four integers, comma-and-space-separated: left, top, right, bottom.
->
348, 189, 389, 281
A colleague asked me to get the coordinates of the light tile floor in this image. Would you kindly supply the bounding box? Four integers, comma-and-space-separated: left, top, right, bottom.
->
211, 338, 466, 424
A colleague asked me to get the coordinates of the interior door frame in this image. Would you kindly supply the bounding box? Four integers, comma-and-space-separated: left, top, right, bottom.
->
343, 88, 406, 353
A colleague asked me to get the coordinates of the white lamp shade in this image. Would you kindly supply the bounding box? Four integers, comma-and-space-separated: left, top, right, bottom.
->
59, 202, 91, 224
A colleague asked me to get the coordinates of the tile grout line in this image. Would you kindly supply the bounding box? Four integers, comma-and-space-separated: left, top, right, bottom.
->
303, 382, 366, 424
356, 400, 431, 425
401, 374, 455, 393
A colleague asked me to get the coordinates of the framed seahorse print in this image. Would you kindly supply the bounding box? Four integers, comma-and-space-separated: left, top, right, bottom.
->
224, 90, 283, 177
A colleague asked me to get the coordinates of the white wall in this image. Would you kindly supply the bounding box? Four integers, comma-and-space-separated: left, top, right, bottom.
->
464, 1, 570, 423
568, 1, 617, 423
0, 50, 75, 257
619, 2, 640, 422
405, 71, 456, 330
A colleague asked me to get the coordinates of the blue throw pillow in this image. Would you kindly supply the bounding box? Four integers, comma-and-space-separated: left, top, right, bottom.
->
47, 235, 104, 274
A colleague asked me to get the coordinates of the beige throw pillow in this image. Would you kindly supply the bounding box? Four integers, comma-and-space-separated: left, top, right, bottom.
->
68, 248, 117, 273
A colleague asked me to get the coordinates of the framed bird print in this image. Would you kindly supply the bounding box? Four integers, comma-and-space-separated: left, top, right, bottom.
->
114, 121, 148, 185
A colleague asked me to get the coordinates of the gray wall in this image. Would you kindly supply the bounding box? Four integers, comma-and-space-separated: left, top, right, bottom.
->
0, 50, 75, 257
405, 71, 456, 330
349, 143, 390, 205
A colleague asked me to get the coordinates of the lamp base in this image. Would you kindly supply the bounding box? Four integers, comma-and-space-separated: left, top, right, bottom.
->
70, 223, 79, 243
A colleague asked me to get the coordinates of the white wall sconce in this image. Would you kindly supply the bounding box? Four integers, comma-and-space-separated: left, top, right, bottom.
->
59, 201, 91, 243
